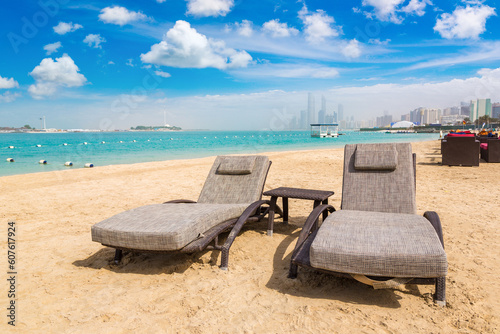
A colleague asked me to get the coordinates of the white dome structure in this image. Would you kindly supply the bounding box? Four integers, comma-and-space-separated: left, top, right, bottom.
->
392, 121, 415, 128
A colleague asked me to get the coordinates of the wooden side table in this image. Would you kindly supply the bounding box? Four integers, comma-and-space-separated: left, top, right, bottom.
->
263, 187, 335, 236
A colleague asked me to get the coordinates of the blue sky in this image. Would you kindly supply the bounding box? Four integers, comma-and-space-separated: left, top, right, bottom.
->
1, 0, 500, 130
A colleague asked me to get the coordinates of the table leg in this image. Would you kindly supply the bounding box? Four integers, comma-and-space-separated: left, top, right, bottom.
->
313, 200, 320, 230
267, 196, 278, 236
282, 197, 289, 224
322, 199, 329, 222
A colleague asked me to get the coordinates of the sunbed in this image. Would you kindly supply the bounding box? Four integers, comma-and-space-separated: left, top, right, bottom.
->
91, 155, 274, 270
288, 143, 448, 305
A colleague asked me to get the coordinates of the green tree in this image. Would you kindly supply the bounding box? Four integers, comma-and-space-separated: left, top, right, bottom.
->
475, 115, 491, 127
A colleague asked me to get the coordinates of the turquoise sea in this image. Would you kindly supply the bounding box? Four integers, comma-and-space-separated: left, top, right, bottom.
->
0, 131, 440, 177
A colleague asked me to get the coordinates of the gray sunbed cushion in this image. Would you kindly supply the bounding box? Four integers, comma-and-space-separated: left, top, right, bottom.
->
198, 155, 269, 204
354, 146, 398, 170
342, 143, 416, 214
310, 210, 448, 277
217, 156, 256, 175
91, 203, 249, 251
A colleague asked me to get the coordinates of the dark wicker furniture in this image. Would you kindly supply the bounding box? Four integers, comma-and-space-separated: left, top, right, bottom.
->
263, 187, 334, 236
441, 136, 480, 166
480, 138, 500, 163
92, 155, 274, 270
289, 143, 448, 306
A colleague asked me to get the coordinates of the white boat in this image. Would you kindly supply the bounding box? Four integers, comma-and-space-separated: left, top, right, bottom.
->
310, 123, 339, 138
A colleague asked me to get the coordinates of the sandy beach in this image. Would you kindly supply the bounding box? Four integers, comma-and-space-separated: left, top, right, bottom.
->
1, 139, 499, 333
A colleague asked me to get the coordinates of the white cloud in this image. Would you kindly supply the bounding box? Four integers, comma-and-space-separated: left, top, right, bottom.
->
0, 76, 19, 89
156, 0, 167, 3
186, 0, 234, 17
434, 4, 496, 39
155, 70, 171, 78
44, 41, 62, 55
28, 54, 87, 99
262, 19, 299, 38
362, 0, 405, 23
126, 59, 135, 67
141, 20, 252, 70
328, 67, 500, 116
401, 41, 500, 72
20, 67, 500, 130
299, 5, 339, 43
341, 39, 362, 58
99, 6, 147, 26
53, 22, 83, 35
236, 64, 339, 79
83, 34, 106, 48
369, 38, 391, 45
179, 67, 500, 128
235, 20, 253, 37
361, 0, 432, 23
0, 91, 21, 103
402, 0, 430, 16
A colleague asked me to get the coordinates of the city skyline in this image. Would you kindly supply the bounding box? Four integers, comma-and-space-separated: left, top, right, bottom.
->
288, 94, 500, 130
1, 1, 500, 130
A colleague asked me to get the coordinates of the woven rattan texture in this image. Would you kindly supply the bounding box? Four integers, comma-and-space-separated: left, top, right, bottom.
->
263, 187, 334, 201
310, 210, 448, 277
92, 203, 249, 251
341, 143, 416, 214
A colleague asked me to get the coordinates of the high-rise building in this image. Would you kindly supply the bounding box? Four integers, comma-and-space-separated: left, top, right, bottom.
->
460, 102, 470, 116
318, 109, 325, 123
338, 104, 344, 122
376, 115, 392, 127
470, 98, 492, 121
410, 108, 421, 124
424, 108, 441, 124
493, 102, 500, 119
308, 93, 315, 125
300, 110, 307, 129
321, 95, 326, 114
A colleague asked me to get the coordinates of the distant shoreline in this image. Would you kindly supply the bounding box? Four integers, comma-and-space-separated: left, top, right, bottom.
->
1, 131, 440, 178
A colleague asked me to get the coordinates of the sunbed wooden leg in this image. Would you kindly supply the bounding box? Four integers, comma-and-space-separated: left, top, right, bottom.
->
114, 249, 123, 265
267, 196, 278, 236
220, 249, 229, 271
322, 199, 329, 221
288, 263, 298, 279
282, 197, 289, 224
435, 277, 446, 306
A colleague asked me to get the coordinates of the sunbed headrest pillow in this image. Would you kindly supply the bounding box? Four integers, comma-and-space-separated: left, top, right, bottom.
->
217, 156, 256, 175
354, 146, 398, 171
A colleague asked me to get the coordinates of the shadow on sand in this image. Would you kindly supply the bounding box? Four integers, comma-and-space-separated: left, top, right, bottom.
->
265, 216, 431, 309
73, 220, 271, 275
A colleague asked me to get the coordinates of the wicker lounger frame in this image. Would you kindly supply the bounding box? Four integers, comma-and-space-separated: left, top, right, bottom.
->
288, 206, 446, 305
288, 153, 447, 306
105, 161, 283, 270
